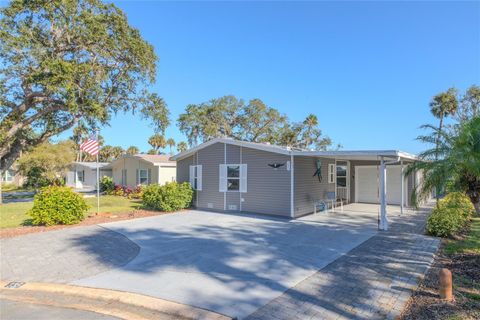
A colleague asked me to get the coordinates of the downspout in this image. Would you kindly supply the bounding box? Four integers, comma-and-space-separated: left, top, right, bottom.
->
290, 152, 294, 218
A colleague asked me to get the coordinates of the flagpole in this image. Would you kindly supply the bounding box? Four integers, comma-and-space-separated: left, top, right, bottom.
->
96, 128, 100, 216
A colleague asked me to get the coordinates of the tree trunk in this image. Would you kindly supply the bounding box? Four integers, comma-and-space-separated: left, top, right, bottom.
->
474, 201, 480, 215
434, 116, 444, 203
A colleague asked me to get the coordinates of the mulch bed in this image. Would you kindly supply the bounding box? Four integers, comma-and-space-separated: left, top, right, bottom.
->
0, 210, 172, 239
401, 244, 480, 320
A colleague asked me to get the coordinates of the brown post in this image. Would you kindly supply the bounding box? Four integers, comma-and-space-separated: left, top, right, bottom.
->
439, 268, 453, 301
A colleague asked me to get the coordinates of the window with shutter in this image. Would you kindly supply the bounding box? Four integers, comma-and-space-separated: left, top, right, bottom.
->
189, 165, 202, 190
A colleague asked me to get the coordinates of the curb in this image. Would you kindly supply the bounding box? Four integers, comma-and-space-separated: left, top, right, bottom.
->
0, 281, 231, 320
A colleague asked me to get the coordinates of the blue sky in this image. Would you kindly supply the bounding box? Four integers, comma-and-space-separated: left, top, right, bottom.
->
58, 0, 479, 154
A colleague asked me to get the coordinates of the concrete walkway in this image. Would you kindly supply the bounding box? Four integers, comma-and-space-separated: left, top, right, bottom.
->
246, 205, 440, 320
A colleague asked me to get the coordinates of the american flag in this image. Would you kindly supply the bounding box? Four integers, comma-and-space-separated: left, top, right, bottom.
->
80, 135, 99, 156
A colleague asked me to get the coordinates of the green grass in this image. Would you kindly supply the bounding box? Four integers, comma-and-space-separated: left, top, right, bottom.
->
1, 183, 32, 193
0, 195, 142, 229
444, 217, 480, 255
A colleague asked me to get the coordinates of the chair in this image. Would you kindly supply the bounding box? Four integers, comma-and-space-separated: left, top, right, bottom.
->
326, 191, 344, 212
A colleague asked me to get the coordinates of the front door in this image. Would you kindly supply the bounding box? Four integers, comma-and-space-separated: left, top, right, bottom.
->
336, 161, 349, 203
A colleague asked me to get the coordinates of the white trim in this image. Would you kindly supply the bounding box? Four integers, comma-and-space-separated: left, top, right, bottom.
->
224, 143, 226, 211
240, 146, 243, 211
401, 160, 404, 214
290, 154, 294, 218
328, 163, 335, 184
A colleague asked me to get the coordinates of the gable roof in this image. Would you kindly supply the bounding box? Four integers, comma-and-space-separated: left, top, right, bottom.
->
170, 138, 418, 162
73, 162, 110, 169
104, 154, 176, 169
134, 154, 176, 164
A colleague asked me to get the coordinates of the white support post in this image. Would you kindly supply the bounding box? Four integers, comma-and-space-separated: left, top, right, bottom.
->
400, 160, 404, 215
379, 157, 388, 230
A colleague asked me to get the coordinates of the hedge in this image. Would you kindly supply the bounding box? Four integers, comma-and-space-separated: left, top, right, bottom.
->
28, 186, 89, 226
426, 192, 475, 238
142, 182, 193, 212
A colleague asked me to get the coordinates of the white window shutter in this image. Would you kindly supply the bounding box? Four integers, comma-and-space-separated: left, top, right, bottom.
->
196, 165, 202, 191
328, 164, 335, 184
240, 164, 247, 193
189, 165, 195, 188
219, 164, 227, 192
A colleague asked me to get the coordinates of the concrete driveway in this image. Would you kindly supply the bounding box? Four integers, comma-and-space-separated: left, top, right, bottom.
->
73, 210, 378, 319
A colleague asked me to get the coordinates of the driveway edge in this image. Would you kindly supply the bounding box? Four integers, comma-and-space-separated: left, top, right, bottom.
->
0, 281, 231, 320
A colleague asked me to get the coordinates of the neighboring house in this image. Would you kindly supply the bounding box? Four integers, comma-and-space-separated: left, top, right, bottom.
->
66, 162, 112, 190
1, 164, 24, 187
171, 138, 428, 219
106, 154, 176, 188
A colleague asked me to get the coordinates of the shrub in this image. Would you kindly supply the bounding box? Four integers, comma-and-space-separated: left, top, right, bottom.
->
28, 186, 89, 226
100, 176, 115, 193
129, 185, 144, 199
426, 192, 475, 238
142, 182, 193, 212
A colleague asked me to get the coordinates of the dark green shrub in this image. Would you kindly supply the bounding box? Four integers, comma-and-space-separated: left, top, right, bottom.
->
28, 186, 89, 226
142, 182, 193, 212
426, 192, 474, 238
100, 176, 115, 193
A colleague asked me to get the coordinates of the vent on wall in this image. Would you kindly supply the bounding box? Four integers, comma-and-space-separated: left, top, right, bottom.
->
228, 205, 237, 211
207, 203, 213, 209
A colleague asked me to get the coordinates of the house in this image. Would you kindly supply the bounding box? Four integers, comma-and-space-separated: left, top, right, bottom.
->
171, 138, 428, 230
66, 162, 112, 190
106, 154, 176, 187
1, 164, 25, 187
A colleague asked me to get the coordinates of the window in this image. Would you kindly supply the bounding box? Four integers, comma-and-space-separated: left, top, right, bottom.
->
219, 164, 247, 193
328, 164, 335, 184
77, 170, 85, 182
138, 169, 148, 185
227, 165, 240, 191
189, 165, 202, 190
336, 164, 347, 187
121, 169, 127, 185
2, 169, 14, 182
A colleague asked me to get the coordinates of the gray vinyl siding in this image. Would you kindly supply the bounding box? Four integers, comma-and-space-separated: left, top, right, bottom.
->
293, 156, 336, 217
240, 148, 291, 217
176, 142, 291, 216
197, 143, 224, 211
176, 155, 194, 184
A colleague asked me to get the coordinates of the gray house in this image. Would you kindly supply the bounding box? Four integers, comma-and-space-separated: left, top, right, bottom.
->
171, 138, 425, 229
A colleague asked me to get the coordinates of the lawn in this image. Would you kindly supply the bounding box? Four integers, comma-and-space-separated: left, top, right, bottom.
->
0, 196, 142, 229
444, 217, 480, 255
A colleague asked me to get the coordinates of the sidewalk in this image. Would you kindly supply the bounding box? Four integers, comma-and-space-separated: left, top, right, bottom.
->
246, 206, 440, 320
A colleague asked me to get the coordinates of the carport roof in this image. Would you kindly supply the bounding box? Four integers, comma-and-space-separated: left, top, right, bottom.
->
170, 138, 418, 161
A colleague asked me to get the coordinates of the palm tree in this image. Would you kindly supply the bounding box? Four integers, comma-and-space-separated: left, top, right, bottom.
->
177, 141, 188, 153
148, 134, 166, 154
429, 88, 458, 201
126, 146, 139, 155
407, 116, 480, 214
166, 138, 175, 155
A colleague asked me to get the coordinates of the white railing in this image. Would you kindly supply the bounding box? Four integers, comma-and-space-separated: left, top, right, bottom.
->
336, 187, 348, 202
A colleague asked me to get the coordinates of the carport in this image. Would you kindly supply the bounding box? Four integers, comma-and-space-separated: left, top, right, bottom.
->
294, 150, 419, 231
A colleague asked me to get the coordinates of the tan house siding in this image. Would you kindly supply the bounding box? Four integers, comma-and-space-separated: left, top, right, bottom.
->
158, 166, 176, 184
110, 156, 175, 187
293, 156, 336, 217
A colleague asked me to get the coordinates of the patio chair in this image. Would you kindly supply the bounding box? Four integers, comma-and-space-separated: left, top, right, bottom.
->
325, 191, 344, 212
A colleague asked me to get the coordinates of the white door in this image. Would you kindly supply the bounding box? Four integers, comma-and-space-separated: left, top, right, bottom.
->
355, 165, 407, 205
